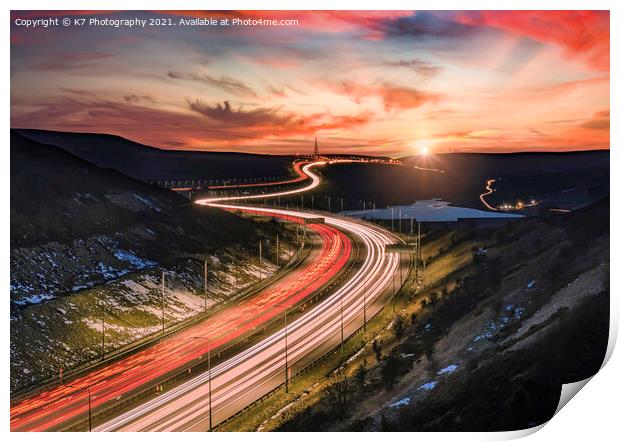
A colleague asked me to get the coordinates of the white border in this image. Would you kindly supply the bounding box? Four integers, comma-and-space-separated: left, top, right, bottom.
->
2, 1, 616, 441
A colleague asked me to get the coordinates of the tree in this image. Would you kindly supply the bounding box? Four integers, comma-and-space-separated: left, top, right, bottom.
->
323, 369, 352, 419
393, 314, 406, 340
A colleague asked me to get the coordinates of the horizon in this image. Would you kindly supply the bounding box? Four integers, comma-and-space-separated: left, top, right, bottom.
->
11, 10, 610, 156
12, 127, 611, 158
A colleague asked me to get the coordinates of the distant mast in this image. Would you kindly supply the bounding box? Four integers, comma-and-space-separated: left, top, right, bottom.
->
313, 137, 319, 156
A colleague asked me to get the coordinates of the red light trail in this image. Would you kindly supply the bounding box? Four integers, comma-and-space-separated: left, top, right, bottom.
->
10, 208, 350, 432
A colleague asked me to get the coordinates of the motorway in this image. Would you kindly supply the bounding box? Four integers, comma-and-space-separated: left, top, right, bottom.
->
10, 170, 351, 432
11, 160, 405, 432
95, 161, 406, 431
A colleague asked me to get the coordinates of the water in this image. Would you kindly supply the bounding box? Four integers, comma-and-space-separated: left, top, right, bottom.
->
342, 198, 524, 222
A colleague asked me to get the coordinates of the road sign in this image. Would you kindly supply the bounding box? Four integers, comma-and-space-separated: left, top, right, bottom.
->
385, 243, 417, 252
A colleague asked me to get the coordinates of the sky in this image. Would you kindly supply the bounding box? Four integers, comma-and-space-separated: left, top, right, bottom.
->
10, 10, 610, 156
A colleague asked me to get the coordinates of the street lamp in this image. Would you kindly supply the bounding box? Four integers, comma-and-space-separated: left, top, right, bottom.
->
284, 306, 289, 393
273, 303, 290, 393
340, 289, 344, 357
363, 273, 367, 332
204, 259, 208, 317
87, 387, 92, 432
190, 336, 213, 431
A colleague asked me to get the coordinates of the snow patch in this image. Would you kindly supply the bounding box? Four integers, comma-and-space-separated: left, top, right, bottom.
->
437, 364, 458, 375
417, 381, 438, 391
390, 397, 411, 408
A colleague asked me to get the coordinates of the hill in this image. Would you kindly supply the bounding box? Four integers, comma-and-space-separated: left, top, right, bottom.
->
275, 196, 609, 432
10, 131, 295, 392
14, 128, 295, 182
296, 151, 609, 212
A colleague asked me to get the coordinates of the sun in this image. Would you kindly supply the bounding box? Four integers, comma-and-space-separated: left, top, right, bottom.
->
416, 140, 433, 155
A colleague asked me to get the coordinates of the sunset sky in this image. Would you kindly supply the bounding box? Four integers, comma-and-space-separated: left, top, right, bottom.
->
10, 10, 610, 156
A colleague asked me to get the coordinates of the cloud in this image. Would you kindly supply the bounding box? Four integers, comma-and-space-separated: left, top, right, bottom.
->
11, 94, 374, 152
188, 100, 289, 126
383, 59, 443, 77
377, 12, 479, 40
579, 109, 610, 130
123, 94, 155, 104
167, 71, 258, 98
188, 99, 373, 134
333, 81, 439, 111
454, 11, 610, 71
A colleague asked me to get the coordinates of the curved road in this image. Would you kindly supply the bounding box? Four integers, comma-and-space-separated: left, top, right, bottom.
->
10, 162, 352, 432
96, 161, 405, 431
11, 160, 404, 432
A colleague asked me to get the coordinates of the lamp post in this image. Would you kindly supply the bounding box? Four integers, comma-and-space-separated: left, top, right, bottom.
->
190, 336, 212, 431
161, 271, 166, 334
204, 259, 208, 316
363, 274, 367, 332
100, 303, 106, 361
284, 306, 289, 393
87, 387, 92, 432
340, 289, 344, 357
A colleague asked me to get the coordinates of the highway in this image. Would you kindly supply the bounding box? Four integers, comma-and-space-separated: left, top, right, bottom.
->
95, 161, 406, 431
11, 160, 405, 432
10, 197, 351, 431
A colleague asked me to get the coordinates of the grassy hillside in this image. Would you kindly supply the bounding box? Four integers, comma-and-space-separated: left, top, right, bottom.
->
272, 198, 608, 432
10, 132, 297, 393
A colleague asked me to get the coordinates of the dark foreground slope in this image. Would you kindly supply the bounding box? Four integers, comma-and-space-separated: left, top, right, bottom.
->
10, 131, 294, 392
11, 131, 256, 249
14, 128, 295, 181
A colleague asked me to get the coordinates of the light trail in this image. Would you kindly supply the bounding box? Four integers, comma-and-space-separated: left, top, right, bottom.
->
206, 161, 309, 190
171, 161, 311, 192
96, 160, 404, 431
95, 206, 401, 431
413, 165, 445, 174
479, 178, 497, 211
480, 178, 540, 212
12, 159, 403, 432
10, 167, 351, 431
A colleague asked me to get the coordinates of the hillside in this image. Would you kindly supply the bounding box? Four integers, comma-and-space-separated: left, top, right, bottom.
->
273, 197, 609, 432
14, 128, 295, 182
10, 131, 297, 392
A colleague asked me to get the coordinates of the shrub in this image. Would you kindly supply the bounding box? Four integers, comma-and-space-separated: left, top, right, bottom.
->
393, 314, 407, 339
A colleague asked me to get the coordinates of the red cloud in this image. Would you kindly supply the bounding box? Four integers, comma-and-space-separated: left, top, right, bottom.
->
334, 81, 439, 111
455, 11, 610, 71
